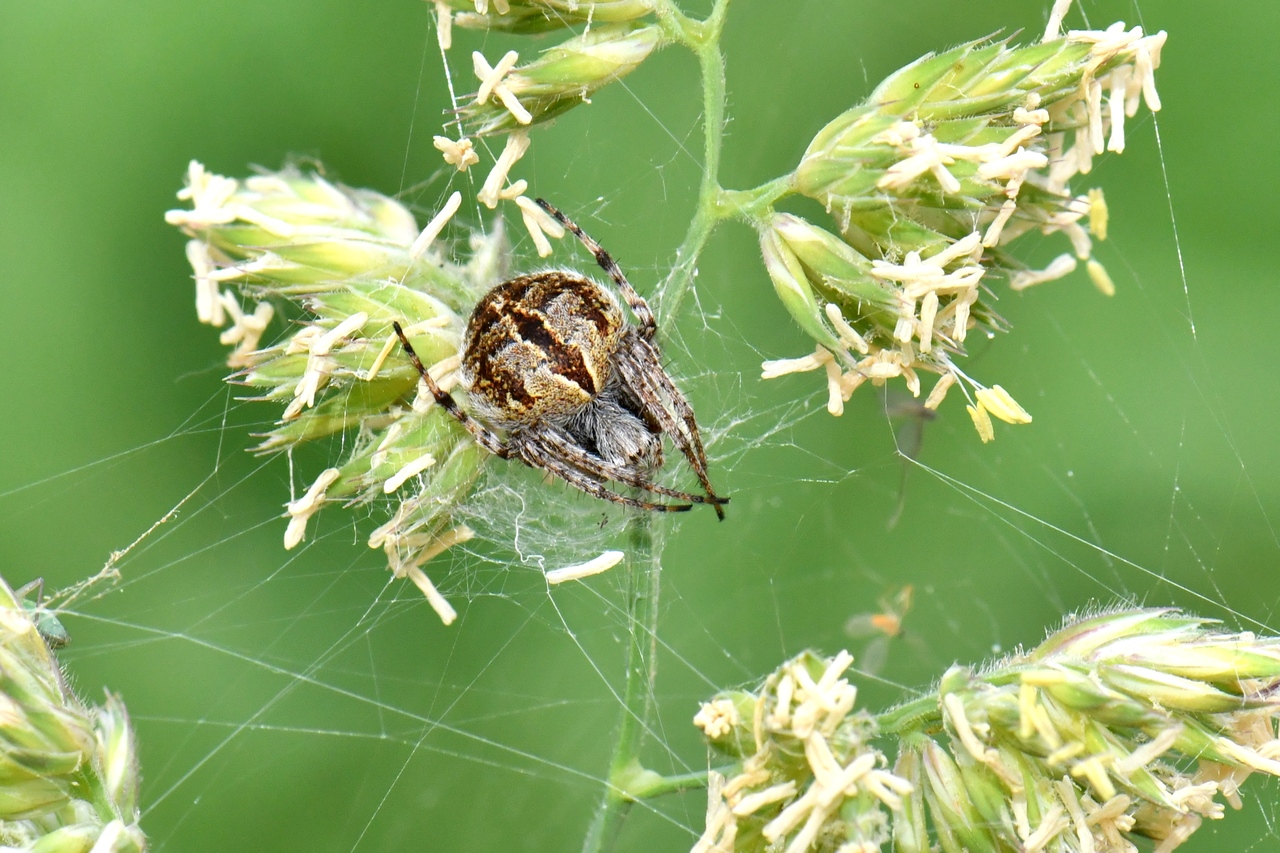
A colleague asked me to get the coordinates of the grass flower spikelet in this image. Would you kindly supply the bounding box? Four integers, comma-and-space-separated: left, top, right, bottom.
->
0, 573, 146, 852
697, 608, 1280, 852
167, 162, 503, 621
757, 24, 1164, 441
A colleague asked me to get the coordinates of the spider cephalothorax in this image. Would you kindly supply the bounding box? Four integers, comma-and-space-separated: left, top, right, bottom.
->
394, 199, 727, 517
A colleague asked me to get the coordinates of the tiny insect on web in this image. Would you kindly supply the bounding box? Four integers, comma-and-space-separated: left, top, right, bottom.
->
393, 199, 728, 518
15, 578, 70, 649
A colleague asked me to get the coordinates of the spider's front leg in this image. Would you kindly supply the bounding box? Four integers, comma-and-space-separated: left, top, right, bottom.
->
393, 321, 510, 459
535, 198, 656, 342
615, 336, 727, 519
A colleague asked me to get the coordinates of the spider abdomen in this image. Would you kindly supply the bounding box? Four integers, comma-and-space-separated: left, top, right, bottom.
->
461, 271, 624, 428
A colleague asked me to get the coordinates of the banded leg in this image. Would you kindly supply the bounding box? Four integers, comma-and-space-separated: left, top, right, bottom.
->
536, 428, 727, 508
516, 438, 692, 513
628, 333, 713, 478
535, 198, 656, 342
393, 321, 509, 459
615, 343, 726, 519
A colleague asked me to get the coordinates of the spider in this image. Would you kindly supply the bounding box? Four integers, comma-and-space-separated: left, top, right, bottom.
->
393, 199, 727, 518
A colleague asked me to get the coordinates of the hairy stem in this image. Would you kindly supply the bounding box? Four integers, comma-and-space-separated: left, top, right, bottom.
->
873, 693, 942, 736
656, 0, 730, 319
623, 764, 739, 800
580, 512, 661, 853
582, 4, 787, 850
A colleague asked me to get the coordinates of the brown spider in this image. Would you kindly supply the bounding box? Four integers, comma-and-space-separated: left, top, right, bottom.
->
393, 199, 727, 518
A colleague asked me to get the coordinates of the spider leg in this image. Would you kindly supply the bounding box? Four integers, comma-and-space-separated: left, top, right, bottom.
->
515, 435, 692, 514
535, 198, 656, 342
628, 334, 712, 472
393, 321, 510, 459
536, 427, 727, 508
615, 335, 727, 519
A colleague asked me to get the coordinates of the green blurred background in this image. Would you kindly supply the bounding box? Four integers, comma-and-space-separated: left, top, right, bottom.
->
3, 0, 1279, 850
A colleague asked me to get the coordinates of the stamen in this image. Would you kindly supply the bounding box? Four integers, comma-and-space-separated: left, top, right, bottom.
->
967, 401, 995, 443
1107, 66, 1130, 153
917, 291, 939, 352
1010, 254, 1078, 291
944, 693, 999, 765
975, 385, 1033, 425
285, 355, 333, 418
1087, 188, 1109, 239
997, 124, 1044, 158
762, 346, 832, 379
472, 49, 532, 125
478, 132, 530, 209
388, 525, 474, 625
433, 0, 452, 49
878, 134, 961, 194
433, 136, 479, 172
284, 468, 341, 549
824, 355, 844, 416
1087, 78, 1105, 155
930, 232, 983, 267
1086, 260, 1115, 297
474, 50, 519, 105
1019, 682, 1038, 740
1024, 802, 1068, 853
1139, 35, 1166, 112
983, 199, 1018, 247
731, 781, 797, 817
1115, 725, 1182, 775
404, 565, 457, 625
383, 453, 438, 493
1053, 778, 1095, 853
1047, 742, 1086, 766
498, 179, 528, 201
978, 147, 1049, 182
364, 333, 400, 382
953, 289, 976, 341
410, 191, 462, 260
186, 240, 224, 326
769, 674, 795, 728
218, 293, 274, 368
694, 698, 742, 740
1074, 124, 1095, 175
515, 195, 566, 258
545, 550, 625, 584
924, 372, 955, 411
824, 304, 869, 354
1043, 0, 1074, 41
1070, 755, 1117, 800
312, 311, 369, 356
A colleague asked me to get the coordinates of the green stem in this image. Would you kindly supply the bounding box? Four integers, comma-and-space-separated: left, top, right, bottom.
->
656, 0, 730, 320
873, 694, 942, 736
718, 174, 797, 225
622, 763, 739, 800
875, 666, 1038, 735
580, 512, 661, 853
580, 5, 793, 851
654, 0, 798, 319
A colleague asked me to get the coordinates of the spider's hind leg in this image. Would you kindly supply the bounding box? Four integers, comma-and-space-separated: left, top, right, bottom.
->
515, 434, 693, 514
536, 427, 724, 509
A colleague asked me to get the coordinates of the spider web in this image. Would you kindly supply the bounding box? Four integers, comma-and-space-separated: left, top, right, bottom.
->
2, 0, 1279, 851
